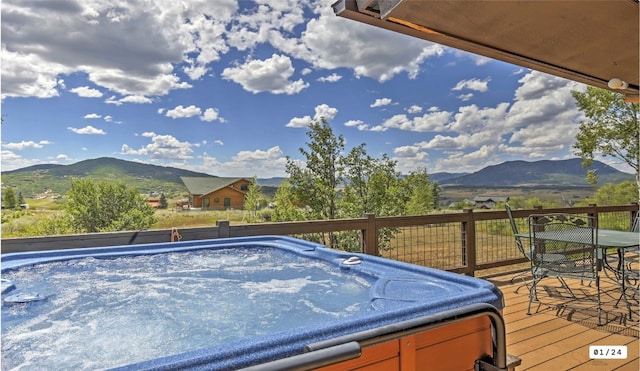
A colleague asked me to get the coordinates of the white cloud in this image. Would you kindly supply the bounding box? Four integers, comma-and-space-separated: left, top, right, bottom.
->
370, 98, 392, 108
407, 105, 422, 114
183, 64, 208, 80
2, 140, 52, 150
457, 93, 474, 101
286, 103, 338, 128
84, 113, 102, 119
0, 150, 48, 171
201, 146, 288, 177
201, 108, 221, 122
344, 120, 369, 131
70, 86, 103, 98
166, 105, 202, 119
1, 0, 448, 101
280, 4, 445, 82
452, 77, 490, 92
67, 125, 106, 135
379, 110, 452, 132
119, 95, 152, 104
221, 54, 309, 94
399, 71, 585, 173
1, 0, 232, 98
317, 73, 342, 82
121, 132, 193, 160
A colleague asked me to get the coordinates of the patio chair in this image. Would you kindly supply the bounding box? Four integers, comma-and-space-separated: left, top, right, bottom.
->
613, 214, 640, 308
527, 213, 601, 325
505, 204, 569, 293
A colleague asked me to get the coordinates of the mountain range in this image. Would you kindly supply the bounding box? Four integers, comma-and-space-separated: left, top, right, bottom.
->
434, 158, 634, 187
1, 157, 634, 198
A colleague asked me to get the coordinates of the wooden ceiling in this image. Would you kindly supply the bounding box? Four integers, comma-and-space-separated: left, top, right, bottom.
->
333, 0, 639, 102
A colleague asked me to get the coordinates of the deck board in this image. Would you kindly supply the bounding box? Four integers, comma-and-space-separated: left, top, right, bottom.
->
486, 270, 639, 371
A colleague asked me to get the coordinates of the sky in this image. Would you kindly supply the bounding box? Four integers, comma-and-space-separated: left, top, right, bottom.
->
0, 0, 632, 178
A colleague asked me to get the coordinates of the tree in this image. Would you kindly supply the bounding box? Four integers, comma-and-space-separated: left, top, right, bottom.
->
581, 180, 638, 206
286, 118, 344, 221
571, 87, 640, 201
17, 192, 25, 208
65, 178, 157, 233
403, 168, 440, 215
271, 179, 305, 222
2, 187, 17, 209
244, 176, 263, 222
158, 193, 168, 209
340, 145, 403, 217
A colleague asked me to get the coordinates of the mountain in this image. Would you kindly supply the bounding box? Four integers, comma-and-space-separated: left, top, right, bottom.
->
1, 157, 635, 199
438, 159, 634, 187
430, 172, 469, 183
257, 177, 288, 187
1, 157, 214, 197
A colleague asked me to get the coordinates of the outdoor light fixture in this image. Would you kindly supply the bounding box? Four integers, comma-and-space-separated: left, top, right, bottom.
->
607, 78, 629, 90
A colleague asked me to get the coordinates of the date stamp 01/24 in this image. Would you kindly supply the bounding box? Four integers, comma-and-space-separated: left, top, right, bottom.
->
589, 346, 627, 359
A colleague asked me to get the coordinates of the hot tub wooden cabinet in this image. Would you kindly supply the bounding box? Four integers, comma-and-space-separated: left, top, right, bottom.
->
243, 303, 516, 371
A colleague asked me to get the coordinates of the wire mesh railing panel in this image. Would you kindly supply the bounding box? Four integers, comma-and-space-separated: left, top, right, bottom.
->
288, 231, 364, 253
380, 223, 464, 271
598, 211, 635, 231
474, 218, 520, 265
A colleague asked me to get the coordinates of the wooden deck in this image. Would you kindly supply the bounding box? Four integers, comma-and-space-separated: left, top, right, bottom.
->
486, 270, 639, 370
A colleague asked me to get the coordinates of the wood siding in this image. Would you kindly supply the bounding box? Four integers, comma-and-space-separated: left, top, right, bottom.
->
192, 179, 250, 209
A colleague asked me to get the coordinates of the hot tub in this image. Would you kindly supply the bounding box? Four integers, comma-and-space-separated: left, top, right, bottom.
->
1, 236, 507, 370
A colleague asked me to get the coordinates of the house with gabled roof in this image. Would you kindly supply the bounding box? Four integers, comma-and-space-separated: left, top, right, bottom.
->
472, 195, 509, 209
180, 177, 252, 210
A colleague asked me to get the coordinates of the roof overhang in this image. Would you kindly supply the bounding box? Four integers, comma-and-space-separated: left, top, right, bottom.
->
332, 0, 639, 103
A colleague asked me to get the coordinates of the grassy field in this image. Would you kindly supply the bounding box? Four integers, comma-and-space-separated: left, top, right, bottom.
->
1, 185, 597, 239
438, 186, 595, 206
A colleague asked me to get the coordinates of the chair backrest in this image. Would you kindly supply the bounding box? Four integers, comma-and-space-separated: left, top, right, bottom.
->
505, 203, 519, 235
505, 203, 527, 257
632, 214, 639, 232
528, 213, 597, 277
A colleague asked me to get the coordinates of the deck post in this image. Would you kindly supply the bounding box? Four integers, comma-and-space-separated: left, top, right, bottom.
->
462, 209, 476, 276
362, 213, 379, 256
588, 203, 598, 228
217, 220, 230, 238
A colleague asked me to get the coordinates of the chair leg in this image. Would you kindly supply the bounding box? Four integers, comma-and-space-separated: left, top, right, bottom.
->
556, 276, 576, 297
527, 276, 542, 315
512, 271, 530, 294
596, 275, 602, 326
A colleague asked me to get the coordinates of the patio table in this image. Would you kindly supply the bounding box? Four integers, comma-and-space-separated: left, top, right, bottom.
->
516, 229, 639, 320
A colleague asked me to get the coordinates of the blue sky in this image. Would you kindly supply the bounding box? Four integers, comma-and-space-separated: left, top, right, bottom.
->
1, 0, 630, 178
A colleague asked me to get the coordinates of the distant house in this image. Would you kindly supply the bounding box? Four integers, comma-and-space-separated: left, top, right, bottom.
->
180, 177, 252, 210
472, 195, 509, 209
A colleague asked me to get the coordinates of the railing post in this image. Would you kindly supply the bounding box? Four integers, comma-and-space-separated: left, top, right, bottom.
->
362, 213, 378, 256
217, 220, 230, 238
588, 203, 598, 228
461, 209, 476, 276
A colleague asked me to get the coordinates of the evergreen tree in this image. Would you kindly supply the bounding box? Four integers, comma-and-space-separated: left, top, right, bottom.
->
158, 193, 168, 209
17, 192, 25, 208
2, 187, 17, 209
